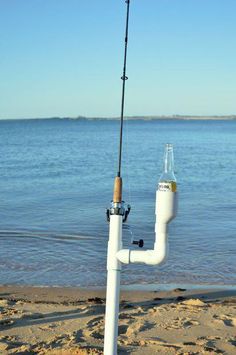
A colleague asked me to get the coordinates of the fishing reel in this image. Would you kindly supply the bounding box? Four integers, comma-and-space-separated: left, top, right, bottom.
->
106, 202, 131, 223
106, 203, 144, 248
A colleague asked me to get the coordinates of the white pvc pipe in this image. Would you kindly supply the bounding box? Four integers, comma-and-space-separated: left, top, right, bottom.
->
104, 190, 178, 354
156, 190, 177, 224
116, 191, 177, 266
104, 270, 120, 355
104, 214, 123, 355
116, 232, 168, 265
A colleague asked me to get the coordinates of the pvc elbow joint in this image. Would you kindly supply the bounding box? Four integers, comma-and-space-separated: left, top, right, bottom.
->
116, 191, 177, 267
116, 240, 168, 266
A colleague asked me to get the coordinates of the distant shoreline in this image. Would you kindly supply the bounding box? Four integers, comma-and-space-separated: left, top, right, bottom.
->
1, 115, 236, 121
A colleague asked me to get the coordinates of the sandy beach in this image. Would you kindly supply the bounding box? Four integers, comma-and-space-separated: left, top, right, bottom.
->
0, 286, 235, 354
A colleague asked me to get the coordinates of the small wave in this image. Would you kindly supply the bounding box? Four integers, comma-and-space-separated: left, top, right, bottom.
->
0, 229, 95, 243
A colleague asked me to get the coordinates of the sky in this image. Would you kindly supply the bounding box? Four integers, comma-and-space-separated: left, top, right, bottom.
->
0, 0, 235, 119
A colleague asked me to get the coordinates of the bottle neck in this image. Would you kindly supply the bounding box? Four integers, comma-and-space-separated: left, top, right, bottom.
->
159, 144, 176, 183
158, 144, 177, 191
163, 146, 174, 174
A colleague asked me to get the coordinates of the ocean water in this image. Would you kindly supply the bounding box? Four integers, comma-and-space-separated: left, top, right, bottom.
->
0, 118, 236, 288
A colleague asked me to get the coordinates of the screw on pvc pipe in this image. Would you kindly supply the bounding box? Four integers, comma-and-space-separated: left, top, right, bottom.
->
132, 239, 144, 248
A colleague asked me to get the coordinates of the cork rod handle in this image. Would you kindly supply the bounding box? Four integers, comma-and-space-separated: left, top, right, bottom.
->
113, 177, 122, 203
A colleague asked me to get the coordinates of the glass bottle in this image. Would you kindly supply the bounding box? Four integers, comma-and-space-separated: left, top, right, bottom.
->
158, 143, 177, 192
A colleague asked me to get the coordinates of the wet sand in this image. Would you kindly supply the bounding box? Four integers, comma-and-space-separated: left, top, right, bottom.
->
0, 285, 236, 354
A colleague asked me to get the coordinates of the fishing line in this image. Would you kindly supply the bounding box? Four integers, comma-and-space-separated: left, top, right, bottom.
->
124, 118, 132, 206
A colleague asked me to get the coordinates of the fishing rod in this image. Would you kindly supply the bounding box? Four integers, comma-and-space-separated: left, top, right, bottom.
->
104, 1, 178, 354
111, 0, 130, 206
118, 0, 130, 178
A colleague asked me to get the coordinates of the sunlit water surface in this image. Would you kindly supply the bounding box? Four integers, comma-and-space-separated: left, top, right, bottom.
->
0, 119, 235, 287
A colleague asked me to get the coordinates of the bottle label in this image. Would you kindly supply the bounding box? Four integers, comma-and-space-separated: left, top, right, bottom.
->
158, 181, 177, 192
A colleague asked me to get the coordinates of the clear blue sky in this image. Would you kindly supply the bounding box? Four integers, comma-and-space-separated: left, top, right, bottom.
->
0, 0, 235, 119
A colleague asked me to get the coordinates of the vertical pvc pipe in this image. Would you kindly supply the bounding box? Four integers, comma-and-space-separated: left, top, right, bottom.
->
104, 214, 123, 355
104, 270, 120, 355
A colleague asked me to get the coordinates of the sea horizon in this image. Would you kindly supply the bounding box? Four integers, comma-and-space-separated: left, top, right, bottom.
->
1, 114, 236, 121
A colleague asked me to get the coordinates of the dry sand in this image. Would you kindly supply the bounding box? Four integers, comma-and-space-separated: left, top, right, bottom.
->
0, 285, 236, 354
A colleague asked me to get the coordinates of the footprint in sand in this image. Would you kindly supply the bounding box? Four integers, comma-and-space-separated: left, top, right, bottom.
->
0, 319, 15, 328
196, 336, 225, 353
119, 312, 135, 320
196, 336, 221, 345
148, 306, 161, 314
84, 316, 104, 340
228, 338, 236, 347
131, 310, 147, 317
89, 331, 104, 340
86, 316, 104, 328
125, 320, 155, 337
0, 337, 27, 352
39, 323, 57, 331
182, 318, 200, 328
163, 318, 181, 330
213, 314, 236, 327
117, 320, 156, 345
164, 317, 199, 330
139, 338, 182, 352
118, 324, 129, 335
70, 329, 85, 344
